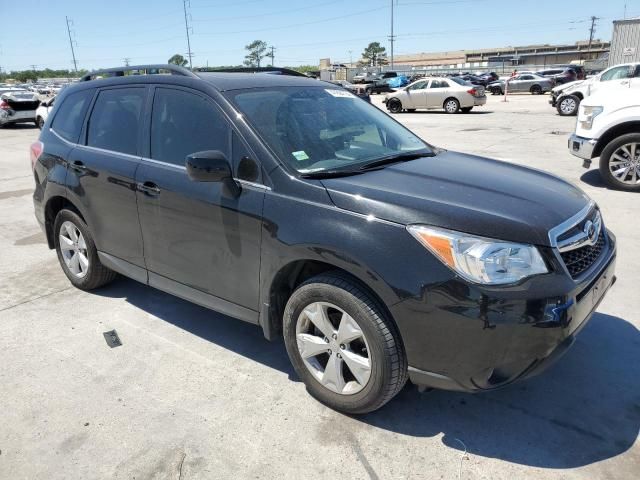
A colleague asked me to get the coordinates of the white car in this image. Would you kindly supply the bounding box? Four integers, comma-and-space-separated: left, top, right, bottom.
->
568, 85, 640, 191
35, 96, 55, 129
0, 88, 41, 127
383, 77, 486, 114
552, 62, 640, 116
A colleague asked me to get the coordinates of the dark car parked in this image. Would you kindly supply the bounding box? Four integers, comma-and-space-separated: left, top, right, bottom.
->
32, 65, 617, 414
327, 80, 371, 102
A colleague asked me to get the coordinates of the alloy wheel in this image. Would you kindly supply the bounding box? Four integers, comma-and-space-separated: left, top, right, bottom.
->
295, 302, 372, 395
445, 100, 459, 113
59, 221, 89, 278
560, 97, 577, 115
609, 143, 640, 185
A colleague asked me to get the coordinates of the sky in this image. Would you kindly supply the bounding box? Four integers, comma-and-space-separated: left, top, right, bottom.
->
0, 0, 637, 72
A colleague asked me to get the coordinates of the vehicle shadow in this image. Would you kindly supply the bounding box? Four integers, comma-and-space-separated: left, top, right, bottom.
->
580, 169, 608, 188
95, 278, 639, 469
403, 110, 493, 115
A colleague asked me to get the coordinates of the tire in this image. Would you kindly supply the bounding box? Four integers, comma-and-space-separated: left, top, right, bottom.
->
283, 272, 408, 414
36, 116, 44, 129
556, 95, 580, 116
387, 98, 403, 114
365, 88, 372, 95
443, 98, 460, 114
530, 85, 542, 95
54, 209, 117, 290
599, 133, 640, 192
461, 107, 473, 113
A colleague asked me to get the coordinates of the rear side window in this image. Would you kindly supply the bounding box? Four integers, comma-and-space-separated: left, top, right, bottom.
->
87, 88, 146, 155
50, 89, 94, 143
150, 88, 230, 166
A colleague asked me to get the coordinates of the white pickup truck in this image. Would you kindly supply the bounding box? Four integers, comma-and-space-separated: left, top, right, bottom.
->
569, 84, 640, 191
551, 62, 640, 116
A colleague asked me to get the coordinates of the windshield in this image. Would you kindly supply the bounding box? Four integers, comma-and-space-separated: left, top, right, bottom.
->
227, 86, 431, 174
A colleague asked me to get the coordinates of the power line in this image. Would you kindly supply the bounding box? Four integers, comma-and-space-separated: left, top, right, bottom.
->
182, 0, 194, 69
65, 16, 78, 73
266, 46, 276, 66
123, 57, 131, 66
390, 0, 396, 69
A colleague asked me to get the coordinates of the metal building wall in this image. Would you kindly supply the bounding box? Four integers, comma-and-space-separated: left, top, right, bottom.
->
609, 19, 640, 66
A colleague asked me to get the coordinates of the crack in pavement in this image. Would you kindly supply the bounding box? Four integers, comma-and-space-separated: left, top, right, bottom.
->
0, 286, 73, 313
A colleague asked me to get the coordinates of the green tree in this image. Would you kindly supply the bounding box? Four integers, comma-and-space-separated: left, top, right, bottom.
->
168, 54, 188, 67
360, 42, 388, 67
244, 40, 268, 68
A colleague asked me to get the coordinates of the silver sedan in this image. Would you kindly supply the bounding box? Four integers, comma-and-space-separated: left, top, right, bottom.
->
488, 74, 553, 95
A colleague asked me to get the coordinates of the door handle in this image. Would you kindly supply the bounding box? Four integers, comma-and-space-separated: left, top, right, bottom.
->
70, 160, 87, 171
137, 181, 161, 196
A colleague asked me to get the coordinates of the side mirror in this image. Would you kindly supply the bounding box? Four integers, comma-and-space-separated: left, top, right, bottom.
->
186, 150, 232, 182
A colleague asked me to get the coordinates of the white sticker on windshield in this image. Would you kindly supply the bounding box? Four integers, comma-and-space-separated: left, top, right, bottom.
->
325, 89, 354, 98
292, 150, 310, 161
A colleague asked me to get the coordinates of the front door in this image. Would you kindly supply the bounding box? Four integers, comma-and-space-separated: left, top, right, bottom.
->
404, 80, 428, 108
135, 86, 264, 312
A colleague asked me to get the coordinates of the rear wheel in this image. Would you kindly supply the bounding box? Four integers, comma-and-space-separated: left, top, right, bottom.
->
461, 107, 473, 113
530, 85, 542, 95
36, 116, 44, 129
599, 133, 640, 192
557, 95, 580, 116
283, 272, 407, 414
443, 98, 460, 114
387, 98, 403, 114
54, 209, 117, 290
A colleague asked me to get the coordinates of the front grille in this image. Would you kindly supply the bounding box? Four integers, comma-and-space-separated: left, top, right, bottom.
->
560, 230, 605, 278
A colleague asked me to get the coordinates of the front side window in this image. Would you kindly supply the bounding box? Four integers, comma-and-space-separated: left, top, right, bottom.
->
600, 66, 632, 81
228, 86, 430, 175
87, 88, 146, 155
150, 88, 230, 166
407, 81, 427, 91
51, 88, 94, 143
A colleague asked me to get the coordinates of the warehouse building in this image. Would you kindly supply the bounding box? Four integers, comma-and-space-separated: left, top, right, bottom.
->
609, 18, 640, 66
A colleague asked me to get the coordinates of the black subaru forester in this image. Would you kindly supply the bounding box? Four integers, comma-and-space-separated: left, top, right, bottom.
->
31, 65, 616, 414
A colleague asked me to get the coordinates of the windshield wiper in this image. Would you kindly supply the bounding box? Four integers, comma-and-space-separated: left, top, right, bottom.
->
358, 151, 434, 171
299, 169, 364, 179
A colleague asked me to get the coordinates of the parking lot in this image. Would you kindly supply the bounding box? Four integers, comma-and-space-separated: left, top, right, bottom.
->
0, 93, 638, 479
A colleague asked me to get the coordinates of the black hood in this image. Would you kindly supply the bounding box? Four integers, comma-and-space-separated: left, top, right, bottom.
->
321, 151, 591, 246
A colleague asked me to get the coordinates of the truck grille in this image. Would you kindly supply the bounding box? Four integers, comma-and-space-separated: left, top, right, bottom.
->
560, 230, 605, 278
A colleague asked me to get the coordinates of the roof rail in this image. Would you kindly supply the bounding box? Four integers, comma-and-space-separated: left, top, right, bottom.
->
196, 66, 308, 77
80, 64, 198, 82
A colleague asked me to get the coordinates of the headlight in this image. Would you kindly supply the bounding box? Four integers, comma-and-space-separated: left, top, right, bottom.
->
579, 105, 603, 130
407, 225, 548, 285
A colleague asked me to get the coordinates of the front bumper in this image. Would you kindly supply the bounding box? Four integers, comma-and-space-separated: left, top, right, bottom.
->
392, 231, 617, 393
568, 134, 597, 162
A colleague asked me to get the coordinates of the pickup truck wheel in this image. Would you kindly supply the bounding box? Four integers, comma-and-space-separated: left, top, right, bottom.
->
36, 117, 44, 129
283, 272, 408, 414
530, 85, 542, 95
444, 98, 460, 113
599, 134, 640, 191
387, 98, 403, 114
54, 209, 117, 290
557, 95, 579, 116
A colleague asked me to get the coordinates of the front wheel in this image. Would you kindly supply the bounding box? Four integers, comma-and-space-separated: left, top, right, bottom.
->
387, 98, 403, 114
54, 209, 117, 290
530, 85, 542, 95
557, 95, 579, 116
444, 98, 460, 114
283, 273, 407, 414
36, 117, 45, 129
599, 133, 640, 192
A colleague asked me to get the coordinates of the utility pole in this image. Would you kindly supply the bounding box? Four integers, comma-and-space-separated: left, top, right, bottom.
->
182, 0, 193, 70
587, 16, 600, 60
349, 50, 353, 66
123, 57, 131, 67
389, 0, 396, 69
266, 46, 276, 66
65, 16, 78, 73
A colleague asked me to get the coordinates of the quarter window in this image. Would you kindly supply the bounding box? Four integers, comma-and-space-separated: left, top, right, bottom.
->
50, 89, 94, 143
150, 88, 230, 166
87, 88, 146, 155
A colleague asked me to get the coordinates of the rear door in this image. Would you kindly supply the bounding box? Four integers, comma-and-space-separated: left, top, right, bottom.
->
66, 86, 147, 268
426, 79, 449, 108
135, 86, 265, 313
